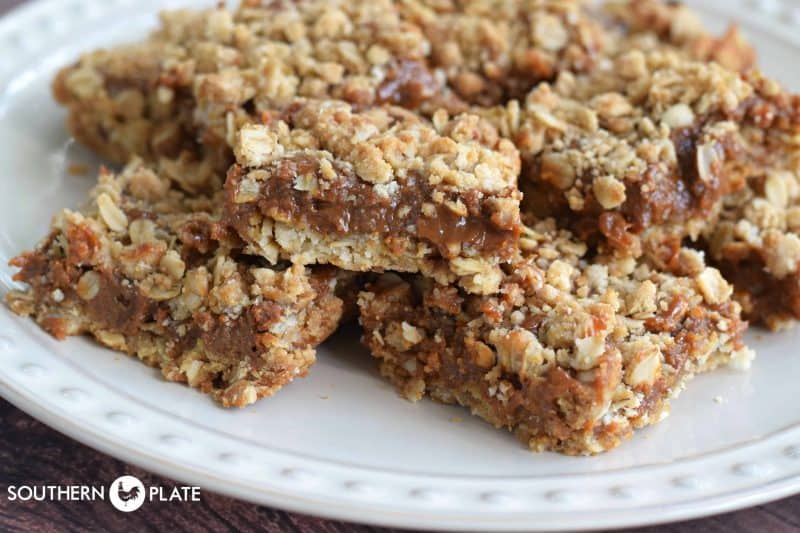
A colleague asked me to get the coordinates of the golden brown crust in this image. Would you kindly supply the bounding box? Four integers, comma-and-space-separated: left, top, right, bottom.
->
358, 220, 749, 455
6, 161, 349, 406
52, 0, 604, 176
223, 99, 522, 294
477, 49, 759, 265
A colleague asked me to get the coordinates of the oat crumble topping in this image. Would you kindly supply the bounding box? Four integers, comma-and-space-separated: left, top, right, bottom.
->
12, 0, 793, 454
224, 99, 522, 294
359, 220, 746, 454
477, 49, 757, 265
6, 160, 350, 406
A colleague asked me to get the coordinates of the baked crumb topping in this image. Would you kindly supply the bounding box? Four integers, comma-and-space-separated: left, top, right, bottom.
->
224, 99, 522, 294
52, 0, 605, 177
397, 0, 604, 105
17, 0, 797, 454
478, 49, 757, 264
6, 160, 349, 406
359, 219, 747, 454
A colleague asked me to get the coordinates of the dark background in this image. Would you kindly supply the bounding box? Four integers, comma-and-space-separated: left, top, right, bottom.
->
0, 0, 798, 531
1, 398, 799, 532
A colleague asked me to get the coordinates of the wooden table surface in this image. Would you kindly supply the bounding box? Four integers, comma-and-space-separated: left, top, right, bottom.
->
0, 398, 798, 532
1, 0, 799, 531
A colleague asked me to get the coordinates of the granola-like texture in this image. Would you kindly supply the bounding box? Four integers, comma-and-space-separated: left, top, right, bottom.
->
359, 219, 750, 455
600, 3, 800, 329
477, 49, 768, 266
8, 0, 775, 456
52, 1, 440, 174
224, 99, 522, 295
397, 0, 605, 106
605, 0, 756, 73
53, 0, 605, 175
701, 72, 800, 330
5, 160, 348, 407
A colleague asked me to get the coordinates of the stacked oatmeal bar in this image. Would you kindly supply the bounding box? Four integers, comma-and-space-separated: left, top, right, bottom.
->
477, 49, 753, 264
360, 220, 750, 454
600, 0, 800, 329
697, 71, 800, 330
52, 0, 603, 175
224, 100, 522, 294
52, 0, 440, 180
8, 0, 797, 454
476, 49, 780, 266
7, 161, 350, 407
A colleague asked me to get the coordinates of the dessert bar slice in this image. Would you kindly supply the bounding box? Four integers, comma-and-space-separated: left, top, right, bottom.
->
358, 220, 751, 455
701, 76, 800, 329
479, 49, 774, 268
397, 0, 604, 106
52, 0, 440, 173
224, 99, 522, 295
706, 177, 800, 330
605, 0, 756, 73
6, 161, 348, 407
53, 0, 605, 173
606, 3, 800, 329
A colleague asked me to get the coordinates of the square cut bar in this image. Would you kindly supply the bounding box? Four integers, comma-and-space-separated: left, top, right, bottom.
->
604, 0, 756, 73
52, 0, 604, 173
396, 0, 604, 106
224, 99, 522, 295
600, 3, 800, 329
701, 79, 800, 330
706, 177, 800, 330
358, 220, 751, 455
6, 161, 349, 407
616, 4, 800, 330
52, 0, 440, 174
478, 49, 779, 268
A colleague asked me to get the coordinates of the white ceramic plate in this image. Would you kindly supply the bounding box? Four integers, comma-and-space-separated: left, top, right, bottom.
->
1, 0, 800, 530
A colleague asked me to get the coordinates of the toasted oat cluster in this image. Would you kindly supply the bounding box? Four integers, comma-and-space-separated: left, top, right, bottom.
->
397, 0, 604, 106
706, 177, 800, 330
14, 0, 800, 454
701, 75, 800, 329
604, 0, 756, 73
359, 220, 750, 454
6, 161, 349, 406
594, 2, 800, 329
224, 99, 521, 294
52, 0, 437, 175
477, 49, 760, 265
52, 0, 604, 176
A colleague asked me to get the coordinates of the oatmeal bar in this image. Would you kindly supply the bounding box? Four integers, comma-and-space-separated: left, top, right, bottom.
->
224, 99, 522, 294
600, 2, 800, 328
6, 160, 348, 407
605, 0, 756, 73
397, 0, 604, 106
359, 220, 751, 455
52, 0, 448, 173
478, 49, 767, 265
609, 2, 800, 328
701, 73, 800, 330
53, 0, 606, 172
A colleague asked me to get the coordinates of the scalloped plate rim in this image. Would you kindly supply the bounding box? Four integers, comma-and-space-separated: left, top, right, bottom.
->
1, 0, 800, 530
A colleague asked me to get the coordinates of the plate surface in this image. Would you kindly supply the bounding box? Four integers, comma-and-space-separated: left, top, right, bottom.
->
1, 0, 800, 530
